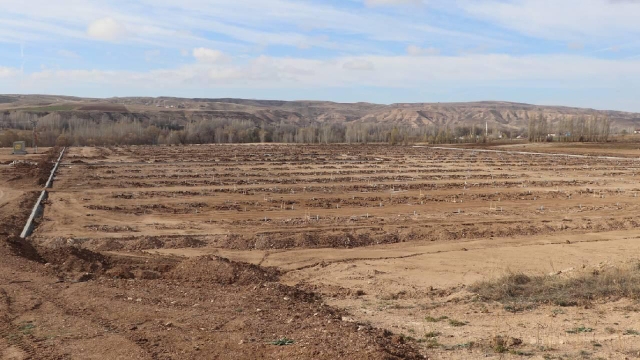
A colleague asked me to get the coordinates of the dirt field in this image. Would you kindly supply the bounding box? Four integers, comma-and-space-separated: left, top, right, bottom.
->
4, 143, 640, 359
457, 141, 640, 158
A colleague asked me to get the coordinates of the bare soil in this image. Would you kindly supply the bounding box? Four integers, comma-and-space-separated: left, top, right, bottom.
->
5, 143, 640, 359
0, 146, 422, 359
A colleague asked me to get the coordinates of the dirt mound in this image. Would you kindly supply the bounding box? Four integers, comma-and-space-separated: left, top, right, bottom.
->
166, 255, 280, 285
219, 231, 403, 250
35, 146, 62, 186
38, 246, 110, 273
6, 162, 39, 183
122, 236, 206, 251
0, 192, 38, 237
5, 236, 45, 263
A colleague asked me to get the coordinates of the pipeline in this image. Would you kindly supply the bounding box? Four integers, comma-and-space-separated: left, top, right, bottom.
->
20, 147, 66, 238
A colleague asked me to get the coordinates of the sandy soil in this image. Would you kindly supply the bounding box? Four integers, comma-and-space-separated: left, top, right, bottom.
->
5, 143, 640, 359
0, 146, 421, 359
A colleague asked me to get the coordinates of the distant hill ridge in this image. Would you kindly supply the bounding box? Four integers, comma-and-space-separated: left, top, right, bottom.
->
1, 95, 640, 130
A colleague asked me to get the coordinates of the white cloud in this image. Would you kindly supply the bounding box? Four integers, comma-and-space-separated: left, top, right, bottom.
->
460, 0, 640, 42
0, 0, 503, 53
192, 48, 229, 63
567, 42, 584, 51
87, 17, 129, 41
343, 59, 375, 71
7, 53, 640, 91
57, 49, 80, 58
0, 66, 19, 77
407, 45, 440, 56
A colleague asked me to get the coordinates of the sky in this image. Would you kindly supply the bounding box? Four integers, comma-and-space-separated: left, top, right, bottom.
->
1, 0, 640, 111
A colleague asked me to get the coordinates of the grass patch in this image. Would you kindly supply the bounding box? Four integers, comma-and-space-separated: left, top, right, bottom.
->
504, 302, 536, 313
551, 308, 566, 316
443, 342, 475, 351
624, 329, 640, 335
19, 104, 77, 112
470, 264, 640, 307
388, 303, 415, 310
579, 350, 591, 358
510, 350, 535, 356
270, 338, 294, 346
566, 326, 594, 334
425, 331, 441, 338
423, 338, 441, 349
448, 319, 468, 327
425, 315, 448, 322
19, 322, 35, 335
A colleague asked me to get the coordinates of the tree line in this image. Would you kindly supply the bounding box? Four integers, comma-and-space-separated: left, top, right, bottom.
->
0, 111, 618, 147
528, 115, 611, 142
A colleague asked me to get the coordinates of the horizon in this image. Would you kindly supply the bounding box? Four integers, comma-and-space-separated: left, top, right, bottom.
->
3, 94, 636, 114
1, 1, 640, 111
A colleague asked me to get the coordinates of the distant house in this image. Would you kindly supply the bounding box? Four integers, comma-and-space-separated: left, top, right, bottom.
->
634, 129, 640, 134
547, 133, 556, 137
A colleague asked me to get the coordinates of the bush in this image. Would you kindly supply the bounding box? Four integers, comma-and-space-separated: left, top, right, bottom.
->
470, 264, 640, 307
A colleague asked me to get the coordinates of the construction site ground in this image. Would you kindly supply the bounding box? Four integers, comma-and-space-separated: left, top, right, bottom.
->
3, 143, 640, 359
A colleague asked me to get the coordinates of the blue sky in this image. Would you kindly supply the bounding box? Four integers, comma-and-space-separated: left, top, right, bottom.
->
1, 0, 640, 111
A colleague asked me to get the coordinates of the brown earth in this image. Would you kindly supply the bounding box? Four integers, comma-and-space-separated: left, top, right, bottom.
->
0, 147, 423, 359
6, 142, 640, 358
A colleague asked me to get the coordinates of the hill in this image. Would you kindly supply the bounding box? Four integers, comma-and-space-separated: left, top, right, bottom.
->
1, 95, 640, 132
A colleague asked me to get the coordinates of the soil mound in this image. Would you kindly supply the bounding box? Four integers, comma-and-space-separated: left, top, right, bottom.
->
7, 162, 39, 183
35, 146, 61, 186
38, 246, 110, 273
0, 192, 39, 237
166, 255, 279, 285
5, 235, 45, 263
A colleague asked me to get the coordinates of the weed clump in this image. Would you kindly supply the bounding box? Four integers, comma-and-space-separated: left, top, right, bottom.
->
470, 264, 640, 307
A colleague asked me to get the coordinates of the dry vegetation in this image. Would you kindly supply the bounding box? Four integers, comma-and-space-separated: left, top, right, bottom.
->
471, 263, 640, 307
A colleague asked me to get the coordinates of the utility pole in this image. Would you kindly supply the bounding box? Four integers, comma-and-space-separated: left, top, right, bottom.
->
485, 122, 488, 137
31, 119, 38, 153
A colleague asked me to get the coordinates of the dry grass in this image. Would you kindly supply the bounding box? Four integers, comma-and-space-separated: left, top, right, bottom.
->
470, 263, 640, 307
